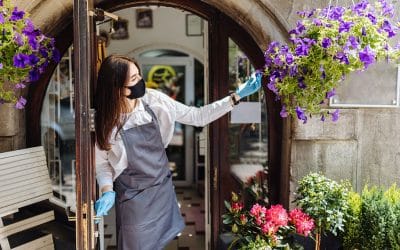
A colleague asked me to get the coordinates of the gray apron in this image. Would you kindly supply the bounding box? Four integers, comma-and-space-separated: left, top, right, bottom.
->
114, 102, 185, 250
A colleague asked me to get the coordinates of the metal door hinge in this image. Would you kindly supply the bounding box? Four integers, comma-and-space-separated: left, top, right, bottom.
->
89, 109, 96, 132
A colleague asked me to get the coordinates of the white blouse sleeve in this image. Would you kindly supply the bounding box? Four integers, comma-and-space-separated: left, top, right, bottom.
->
173, 96, 234, 127
95, 144, 115, 190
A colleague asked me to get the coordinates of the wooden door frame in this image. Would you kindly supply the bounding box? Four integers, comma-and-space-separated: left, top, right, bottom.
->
208, 13, 285, 248
25, 1, 287, 249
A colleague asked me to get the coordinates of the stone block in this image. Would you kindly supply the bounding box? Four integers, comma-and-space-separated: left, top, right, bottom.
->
293, 109, 358, 140
0, 103, 18, 136
290, 140, 358, 196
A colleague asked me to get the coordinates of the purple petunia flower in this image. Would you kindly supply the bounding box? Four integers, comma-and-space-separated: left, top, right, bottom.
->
15, 96, 27, 109
14, 33, 24, 46
28, 36, 38, 50
331, 109, 339, 122
39, 46, 49, 58
15, 83, 26, 89
347, 36, 359, 49
0, 13, 4, 24
273, 56, 283, 66
28, 54, 39, 66
0, 0, 3, 6
295, 42, 310, 57
39, 61, 49, 73
267, 82, 279, 95
313, 18, 322, 26
298, 77, 306, 89
339, 21, 354, 33
362, 27, 367, 36
335, 52, 350, 64
352, 0, 369, 15
322, 38, 331, 48
13, 53, 29, 68
22, 19, 35, 35
280, 105, 288, 118
289, 65, 298, 77
328, 6, 345, 20
379, 0, 395, 17
267, 41, 280, 54
10, 7, 25, 21
381, 20, 396, 38
359, 45, 376, 68
321, 115, 326, 122
0, 63, 3, 69
297, 9, 315, 18
367, 13, 377, 24
52, 49, 61, 63
286, 53, 294, 64
295, 106, 307, 124
326, 89, 336, 98
29, 69, 40, 82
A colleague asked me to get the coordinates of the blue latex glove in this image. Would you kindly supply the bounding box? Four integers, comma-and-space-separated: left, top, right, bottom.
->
235, 72, 262, 98
95, 191, 116, 217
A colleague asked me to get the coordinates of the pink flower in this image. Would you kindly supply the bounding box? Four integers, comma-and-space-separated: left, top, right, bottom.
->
261, 221, 279, 235
289, 208, 315, 236
250, 203, 267, 217
266, 204, 289, 227
231, 202, 244, 213
240, 214, 247, 225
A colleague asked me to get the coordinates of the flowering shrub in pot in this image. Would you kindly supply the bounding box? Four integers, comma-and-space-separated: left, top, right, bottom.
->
222, 192, 315, 249
0, 0, 59, 109
294, 173, 351, 250
263, 0, 400, 123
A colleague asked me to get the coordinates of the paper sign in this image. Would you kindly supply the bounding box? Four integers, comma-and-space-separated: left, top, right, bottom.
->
230, 102, 261, 124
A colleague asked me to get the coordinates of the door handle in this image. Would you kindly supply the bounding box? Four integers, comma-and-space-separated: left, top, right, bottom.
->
66, 203, 103, 249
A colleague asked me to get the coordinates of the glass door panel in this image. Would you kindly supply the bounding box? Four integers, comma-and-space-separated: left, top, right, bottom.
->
228, 38, 268, 203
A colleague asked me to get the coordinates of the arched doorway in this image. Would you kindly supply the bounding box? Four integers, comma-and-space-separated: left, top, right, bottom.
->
26, 1, 285, 248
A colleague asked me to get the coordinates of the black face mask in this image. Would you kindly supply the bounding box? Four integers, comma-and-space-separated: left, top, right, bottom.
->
125, 79, 146, 99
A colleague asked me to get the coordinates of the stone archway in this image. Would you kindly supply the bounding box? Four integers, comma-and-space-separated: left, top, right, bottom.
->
15, 0, 290, 48
22, 1, 292, 248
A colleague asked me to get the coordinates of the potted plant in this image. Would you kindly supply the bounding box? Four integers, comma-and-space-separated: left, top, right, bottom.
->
294, 173, 351, 250
222, 192, 315, 249
263, 0, 400, 123
0, 0, 59, 109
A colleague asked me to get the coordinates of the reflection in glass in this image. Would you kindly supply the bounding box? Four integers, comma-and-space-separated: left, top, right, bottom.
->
228, 38, 268, 203
40, 47, 76, 211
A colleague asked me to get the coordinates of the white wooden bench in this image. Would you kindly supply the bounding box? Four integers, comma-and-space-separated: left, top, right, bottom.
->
0, 146, 55, 250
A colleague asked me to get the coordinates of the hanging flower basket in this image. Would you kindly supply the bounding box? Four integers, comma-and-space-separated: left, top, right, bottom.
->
0, 0, 60, 109
263, 0, 400, 123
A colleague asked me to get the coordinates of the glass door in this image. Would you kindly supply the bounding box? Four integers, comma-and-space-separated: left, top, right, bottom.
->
138, 55, 195, 185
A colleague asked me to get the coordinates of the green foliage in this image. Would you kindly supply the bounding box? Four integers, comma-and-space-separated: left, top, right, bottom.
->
360, 186, 393, 249
341, 191, 362, 249
294, 173, 351, 236
238, 236, 272, 250
342, 184, 400, 249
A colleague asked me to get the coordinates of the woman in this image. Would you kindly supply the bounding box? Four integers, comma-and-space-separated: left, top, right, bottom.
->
94, 55, 262, 250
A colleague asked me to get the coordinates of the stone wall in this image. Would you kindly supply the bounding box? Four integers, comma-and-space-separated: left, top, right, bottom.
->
4, 0, 400, 195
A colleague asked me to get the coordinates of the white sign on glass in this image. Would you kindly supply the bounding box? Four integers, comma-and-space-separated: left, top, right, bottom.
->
230, 102, 261, 124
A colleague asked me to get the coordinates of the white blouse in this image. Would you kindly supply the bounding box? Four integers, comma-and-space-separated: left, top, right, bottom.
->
95, 88, 234, 190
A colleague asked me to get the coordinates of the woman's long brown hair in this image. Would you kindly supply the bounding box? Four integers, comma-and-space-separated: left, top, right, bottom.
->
95, 55, 141, 151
